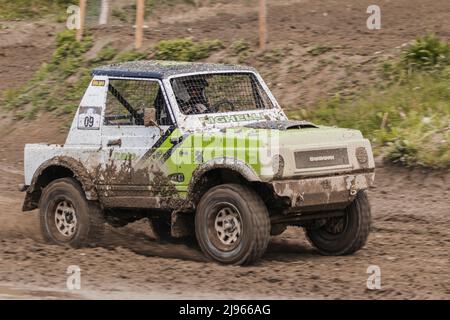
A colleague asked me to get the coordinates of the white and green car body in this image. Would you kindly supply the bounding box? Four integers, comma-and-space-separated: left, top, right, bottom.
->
22, 61, 375, 265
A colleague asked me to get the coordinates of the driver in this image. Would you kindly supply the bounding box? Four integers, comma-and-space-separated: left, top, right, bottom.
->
178, 77, 210, 115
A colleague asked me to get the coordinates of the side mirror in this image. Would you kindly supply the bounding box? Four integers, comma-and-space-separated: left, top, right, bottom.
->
144, 108, 157, 127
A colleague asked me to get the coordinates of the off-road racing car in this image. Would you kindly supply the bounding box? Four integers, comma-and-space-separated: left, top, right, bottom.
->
21, 61, 375, 265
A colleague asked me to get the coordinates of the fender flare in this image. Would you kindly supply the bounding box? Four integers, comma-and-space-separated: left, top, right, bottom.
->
27, 156, 98, 201
187, 157, 261, 198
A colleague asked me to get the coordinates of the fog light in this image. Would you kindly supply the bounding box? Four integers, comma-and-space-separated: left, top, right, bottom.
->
355, 147, 368, 164
272, 154, 285, 178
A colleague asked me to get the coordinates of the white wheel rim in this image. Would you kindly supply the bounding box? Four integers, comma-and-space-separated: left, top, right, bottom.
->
214, 204, 242, 246
54, 200, 77, 238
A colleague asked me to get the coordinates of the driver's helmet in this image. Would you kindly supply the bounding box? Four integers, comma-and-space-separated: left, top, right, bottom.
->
182, 77, 208, 101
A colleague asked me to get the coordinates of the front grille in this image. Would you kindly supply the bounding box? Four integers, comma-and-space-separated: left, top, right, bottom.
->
294, 148, 349, 169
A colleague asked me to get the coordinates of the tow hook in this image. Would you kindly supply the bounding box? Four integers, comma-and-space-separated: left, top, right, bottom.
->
349, 181, 357, 197
346, 176, 358, 197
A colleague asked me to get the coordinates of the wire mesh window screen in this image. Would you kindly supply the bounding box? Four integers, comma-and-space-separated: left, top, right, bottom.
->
171, 73, 274, 115
105, 79, 172, 126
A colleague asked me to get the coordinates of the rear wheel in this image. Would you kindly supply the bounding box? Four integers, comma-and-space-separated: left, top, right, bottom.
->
39, 178, 105, 247
195, 184, 270, 265
305, 191, 371, 255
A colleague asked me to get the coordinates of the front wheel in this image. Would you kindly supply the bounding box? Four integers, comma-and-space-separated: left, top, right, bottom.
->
305, 191, 371, 255
195, 184, 270, 265
39, 178, 105, 247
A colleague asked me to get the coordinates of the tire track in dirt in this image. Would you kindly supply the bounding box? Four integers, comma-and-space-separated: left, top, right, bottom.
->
0, 116, 449, 299
0, 159, 449, 299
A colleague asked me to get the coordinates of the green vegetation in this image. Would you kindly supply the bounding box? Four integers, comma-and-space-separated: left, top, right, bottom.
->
146, 0, 197, 9
401, 34, 450, 72
154, 38, 223, 61
1, 27, 448, 169
307, 45, 332, 56
231, 40, 251, 55
111, 0, 197, 23
114, 50, 149, 63
1, 30, 148, 120
0, 0, 199, 21
0, 32, 221, 121
231, 39, 252, 63
0, 0, 72, 20
111, 8, 129, 23
291, 34, 450, 168
257, 48, 287, 64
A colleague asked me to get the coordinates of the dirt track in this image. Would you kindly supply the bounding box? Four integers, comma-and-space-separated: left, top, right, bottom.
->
0, 117, 449, 300
0, 0, 449, 299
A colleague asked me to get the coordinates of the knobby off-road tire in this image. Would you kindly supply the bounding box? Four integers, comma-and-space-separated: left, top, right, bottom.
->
39, 178, 105, 248
195, 184, 271, 265
306, 191, 371, 255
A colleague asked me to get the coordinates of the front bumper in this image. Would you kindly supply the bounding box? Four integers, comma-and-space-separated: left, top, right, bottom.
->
271, 171, 375, 210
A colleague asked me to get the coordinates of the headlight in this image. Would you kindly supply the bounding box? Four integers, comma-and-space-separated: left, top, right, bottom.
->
272, 154, 285, 178
355, 147, 368, 164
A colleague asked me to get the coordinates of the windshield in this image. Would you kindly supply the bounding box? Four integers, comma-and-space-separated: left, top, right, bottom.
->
170, 72, 274, 115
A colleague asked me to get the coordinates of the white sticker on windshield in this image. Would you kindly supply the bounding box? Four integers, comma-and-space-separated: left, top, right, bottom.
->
78, 106, 101, 130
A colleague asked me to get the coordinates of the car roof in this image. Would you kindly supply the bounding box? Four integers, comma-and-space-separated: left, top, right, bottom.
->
92, 60, 256, 80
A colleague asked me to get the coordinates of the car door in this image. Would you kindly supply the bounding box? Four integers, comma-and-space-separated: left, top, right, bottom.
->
98, 77, 176, 202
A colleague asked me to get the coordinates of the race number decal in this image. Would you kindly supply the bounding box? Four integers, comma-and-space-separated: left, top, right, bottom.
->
78, 106, 101, 130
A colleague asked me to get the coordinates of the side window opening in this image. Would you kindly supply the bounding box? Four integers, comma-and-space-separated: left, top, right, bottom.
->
105, 79, 173, 126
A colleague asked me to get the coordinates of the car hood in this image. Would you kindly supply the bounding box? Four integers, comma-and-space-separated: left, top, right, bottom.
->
243, 120, 318, 130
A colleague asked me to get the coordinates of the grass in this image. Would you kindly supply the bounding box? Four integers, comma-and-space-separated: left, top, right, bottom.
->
1, 29, 149, 121
111, 0, 197, 23
2, 29, 448, 169
0, 0, 198, 21
0, 31, 223, 121
154, 38, 223, 61
0, 0, 72, 20
307, 45, 333, 56
289, 35, 450, 169
401, 34, 450, 72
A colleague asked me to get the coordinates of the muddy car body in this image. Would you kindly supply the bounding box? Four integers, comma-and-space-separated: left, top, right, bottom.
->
21, 60, 375, 265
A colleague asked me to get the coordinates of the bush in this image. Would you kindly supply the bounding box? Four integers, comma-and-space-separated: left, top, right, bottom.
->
48, 30, 93, 76
114, 51, 148, 63
298, 70, 450, 168
154, 38, 223, 61
89, 46, 118, 64
1, 30, 149, 121
231, 40, 251, 55
288, 35, 450, 169
402, 34, 450, 72
0, 0, 73, 19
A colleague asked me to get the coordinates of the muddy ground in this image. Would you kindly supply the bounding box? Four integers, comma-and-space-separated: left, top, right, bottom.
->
0, 0, 449, 299
0, 117, 449, 300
